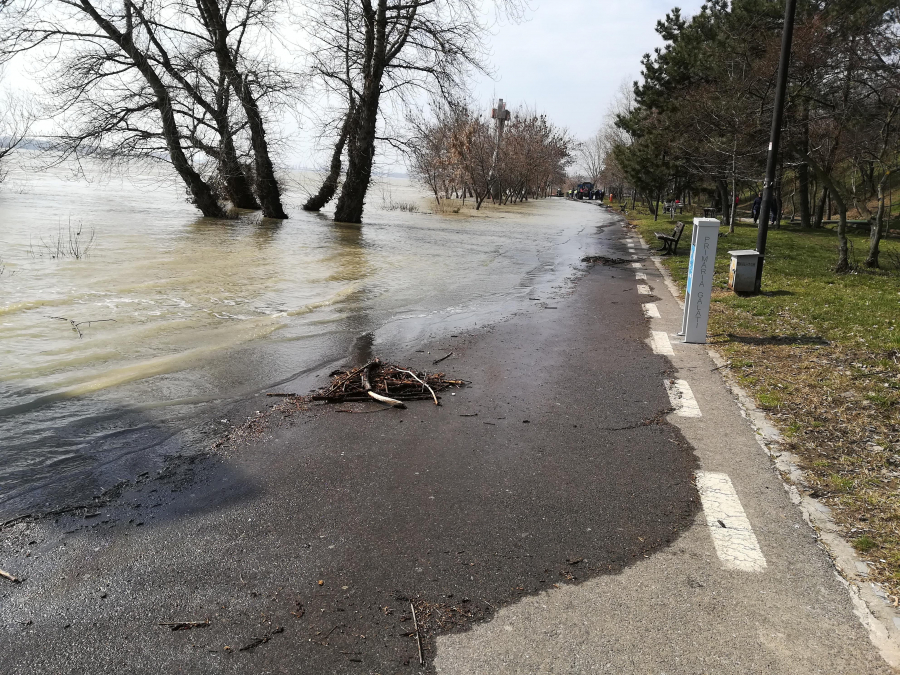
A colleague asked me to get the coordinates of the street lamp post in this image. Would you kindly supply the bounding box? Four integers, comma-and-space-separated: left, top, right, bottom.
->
754, 0, 798, 293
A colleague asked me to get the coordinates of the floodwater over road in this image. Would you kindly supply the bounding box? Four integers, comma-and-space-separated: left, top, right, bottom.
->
0, 157, 609, 515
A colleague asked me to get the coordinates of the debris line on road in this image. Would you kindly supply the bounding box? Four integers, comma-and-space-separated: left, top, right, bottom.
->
312, 359, 466, 406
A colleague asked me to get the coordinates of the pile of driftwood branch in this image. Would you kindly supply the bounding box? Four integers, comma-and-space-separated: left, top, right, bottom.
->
312, 359, 465, 408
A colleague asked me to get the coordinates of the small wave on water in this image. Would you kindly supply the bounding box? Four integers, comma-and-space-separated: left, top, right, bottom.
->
0, 156, 613, 514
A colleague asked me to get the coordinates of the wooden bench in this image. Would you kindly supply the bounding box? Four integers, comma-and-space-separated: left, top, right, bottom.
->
654, 221, 685, 255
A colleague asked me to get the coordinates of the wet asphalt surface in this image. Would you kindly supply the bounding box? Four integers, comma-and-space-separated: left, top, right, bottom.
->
0, 217, 701, 673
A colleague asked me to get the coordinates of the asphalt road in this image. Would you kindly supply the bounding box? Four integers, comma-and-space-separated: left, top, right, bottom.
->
0, 209, 891, 674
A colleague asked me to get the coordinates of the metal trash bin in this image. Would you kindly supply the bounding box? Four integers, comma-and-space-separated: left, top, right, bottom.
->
728, 250, 761, 292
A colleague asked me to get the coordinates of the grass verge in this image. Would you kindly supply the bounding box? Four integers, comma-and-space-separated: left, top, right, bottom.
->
628, 208, 900, 598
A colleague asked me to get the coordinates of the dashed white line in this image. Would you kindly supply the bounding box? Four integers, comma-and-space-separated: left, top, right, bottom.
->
695, 471, 767, 572
637, 284, 652, 295
635, 272, 647, 280
664, 379, 701, 417
630, 262, 642, 269
650, 256, 684, 309
642, 303, 661, 319
649, 331, 674, 355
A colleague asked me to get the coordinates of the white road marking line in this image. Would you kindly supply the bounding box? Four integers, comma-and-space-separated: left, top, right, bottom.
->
664, 379, 701, 417
635, 272, 647, 280
630, 262, 642, 268
650, 256, 685, 309
695, 471, 767, 572
627, 246, 636, 252
637, 284, 652, 295
649, 331, 674, 355
632, 254, 641, 259
642, 303, 661, 319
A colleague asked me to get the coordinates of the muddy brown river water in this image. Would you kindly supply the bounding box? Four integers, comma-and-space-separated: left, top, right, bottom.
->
0, 156, 611, 517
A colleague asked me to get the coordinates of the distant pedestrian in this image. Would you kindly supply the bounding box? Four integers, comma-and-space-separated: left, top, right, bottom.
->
751, 193, 762, 224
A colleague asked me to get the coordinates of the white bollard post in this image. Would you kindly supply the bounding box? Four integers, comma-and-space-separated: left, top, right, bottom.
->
680, 218, 720, 344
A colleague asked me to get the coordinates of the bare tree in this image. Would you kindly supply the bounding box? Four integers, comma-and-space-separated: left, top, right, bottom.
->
192, 0, 290, 218
1, 0, 293, 218
577, 132, 604, 186
301, 0, 357, 212
408, 99, 573, 208
0, 87, 33, 184
302, 0, 524, 224
1, 0, 229, 216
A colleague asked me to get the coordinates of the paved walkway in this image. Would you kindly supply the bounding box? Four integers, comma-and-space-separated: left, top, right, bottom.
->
435, 220, 892, 674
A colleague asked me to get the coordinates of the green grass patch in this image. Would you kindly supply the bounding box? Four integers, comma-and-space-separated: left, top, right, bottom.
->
629, 212, 900, 351
854, 535, 878, 553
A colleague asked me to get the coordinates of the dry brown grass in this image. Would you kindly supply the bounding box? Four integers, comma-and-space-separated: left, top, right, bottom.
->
707, 303, 900, 598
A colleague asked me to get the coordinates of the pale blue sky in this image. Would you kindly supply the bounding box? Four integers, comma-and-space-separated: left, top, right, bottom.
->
1, 0, 707, 170
470, 0, 706, 140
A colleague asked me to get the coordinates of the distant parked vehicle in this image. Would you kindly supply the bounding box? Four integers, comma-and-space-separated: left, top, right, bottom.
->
576, 182, 593, 200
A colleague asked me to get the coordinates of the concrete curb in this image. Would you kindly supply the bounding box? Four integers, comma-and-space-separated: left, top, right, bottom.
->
635, 225, 900, 671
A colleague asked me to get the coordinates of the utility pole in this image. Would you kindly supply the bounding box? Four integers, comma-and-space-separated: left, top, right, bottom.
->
488, 98, 511, 201
754, 0, 798, 293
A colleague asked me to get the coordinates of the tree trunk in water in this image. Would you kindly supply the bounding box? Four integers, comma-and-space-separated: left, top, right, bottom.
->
217, 128, 259, 210
176, 147, 226, 217
865, 184, 886, 268
334, 95, 380, 223
333, 0, 389, 224
198, 0, 286, 219
229, 79, 286, 219
303, 108, 354, 212
83, 4, 225, 217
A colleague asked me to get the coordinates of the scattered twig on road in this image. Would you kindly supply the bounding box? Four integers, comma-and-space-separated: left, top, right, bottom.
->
397, 369, 439, 405
459, 413, 478, 417
158, 619, 210, 631
432, 352, 453, 365
240, 626, 284, 651
0, 568, 21, 583
410, 602, 425, 666
367, 391, 407, 408
266, 392, 297, 397
312, 358, 465, 405
312, 624, 342, 646
335, 407, 390, 414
